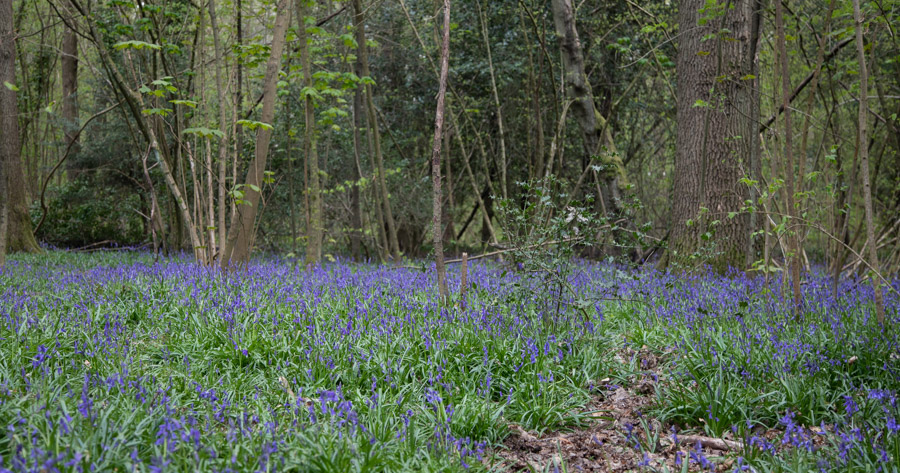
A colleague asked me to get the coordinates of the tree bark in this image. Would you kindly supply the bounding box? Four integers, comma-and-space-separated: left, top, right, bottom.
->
745, 0, 764, 269
208, 0, 229, 261
61, 0, 79, 182
0, 0, 14, 264
670, 0, 753, 272
297, 0, 322, 265
775, 0, 803, 312
353, 0, 400, 261
431, 0, 451, 300
1, 0, 37, 254
220, 0, 291, 267
350, 0, 367, 261
852, 0, 885, 324
549, 0, 627, 215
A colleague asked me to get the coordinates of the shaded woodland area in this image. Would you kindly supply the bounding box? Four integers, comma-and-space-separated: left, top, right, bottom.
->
1, 0, 898, 289
2, 2, 900, 471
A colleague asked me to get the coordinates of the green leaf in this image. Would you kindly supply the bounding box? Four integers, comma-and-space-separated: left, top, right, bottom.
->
182, 127, 224, 139
236, 119, 273, 131
113, 40, 161, 51
141, 108, 173, 117
171, 100, 198, 108
3, 81, 19, 91
300, 86, 323, 100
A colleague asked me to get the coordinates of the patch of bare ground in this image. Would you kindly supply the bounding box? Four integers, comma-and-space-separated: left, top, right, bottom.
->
488, 346, 742, 472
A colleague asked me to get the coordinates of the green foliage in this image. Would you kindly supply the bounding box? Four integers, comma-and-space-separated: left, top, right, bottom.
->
32, 180, 146, 248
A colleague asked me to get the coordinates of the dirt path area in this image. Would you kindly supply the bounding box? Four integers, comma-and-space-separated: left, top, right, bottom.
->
489, 346, 739, 472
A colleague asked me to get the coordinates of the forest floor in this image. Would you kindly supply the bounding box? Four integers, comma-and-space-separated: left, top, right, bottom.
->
0, 251, 897, 472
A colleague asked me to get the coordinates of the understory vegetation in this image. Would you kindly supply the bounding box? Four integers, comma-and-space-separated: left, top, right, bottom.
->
0, 252, 896, 472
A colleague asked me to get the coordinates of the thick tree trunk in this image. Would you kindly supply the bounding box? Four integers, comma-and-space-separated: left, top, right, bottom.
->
0, 0, 14, 264
61, 0, 79, 182
220, 0, 291, 267
852, 0, 885, 324
431, 0, 451, 300
1, 0, 38, 254
670, 0, 753, 272
549, 0, 627, 215
353, 0, 400, 261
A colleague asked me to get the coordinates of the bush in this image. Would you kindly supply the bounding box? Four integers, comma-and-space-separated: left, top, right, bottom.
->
32, 179, 146, 248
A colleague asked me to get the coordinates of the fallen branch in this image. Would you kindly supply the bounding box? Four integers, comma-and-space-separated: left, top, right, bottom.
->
677, 434, 743, 452
443, 237, 584, 264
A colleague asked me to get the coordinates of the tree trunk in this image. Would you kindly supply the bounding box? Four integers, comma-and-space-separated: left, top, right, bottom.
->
549, 0, 627, 216
61, 0, 79, 182
350, 0, 367, 262
431, 0, 451, 300
745, 0, 764, 269
670, 0, 753, 273
73, 0, 202, 259
296, 0, 322, 266
231, 0, 243, 228
478, 0, 507, 201
775, 0, 803, 313
353, 0, 400, 261
0, 0, 14, 264
1, 0, 37, 254
220, 0, 291, 267
852, 0, 885, 324
208, 0, 229, 261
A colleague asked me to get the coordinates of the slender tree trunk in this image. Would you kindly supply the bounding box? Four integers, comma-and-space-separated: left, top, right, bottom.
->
61, 0, 79, 182
774, 0, 803, 313
349, 0, 368, 262
746, 0, 764, 269
353, 0, 400, 261
208, 0, 230, 261
0, 0, 14, 264
220, 0, 291, 267
296, 0, 322, 265
442, 125, 455, 245
852, 0, 885, 324
478, 0, 507, 200
231, 0, 243, 226
287, 119, 299, 257
73, 0, 202, 259
519, 8, 544, 182
349, 92, 363, 260
431, 0, 451, 300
